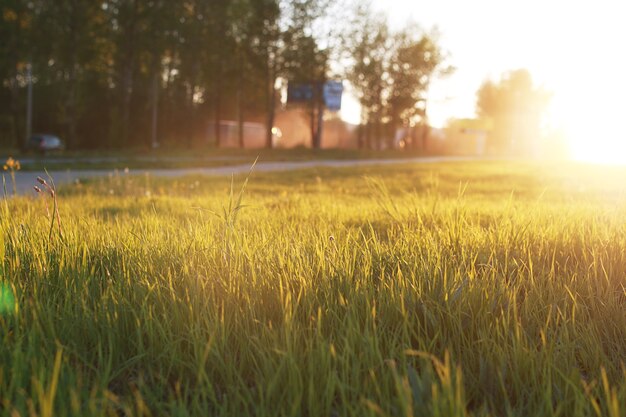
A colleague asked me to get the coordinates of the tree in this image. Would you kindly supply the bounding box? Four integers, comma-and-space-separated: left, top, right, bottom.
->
265, 0, 331, 149
343, 4, 390, 149
344, 4, 448, 150
245, 0, 281, 149
35, 0, 110, 149
282, 31, 329, 148
0, 0, 342, 151
476, 69, 551, 154
141, 1, 179, 149
0, 0, 36, 148
230, 0, 283, 148
388, 27, 451, 149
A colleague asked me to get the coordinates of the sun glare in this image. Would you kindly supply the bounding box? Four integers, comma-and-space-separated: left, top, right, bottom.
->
548, 78, 626, 164
384, 0, 626, 164
520, 5, 626, 165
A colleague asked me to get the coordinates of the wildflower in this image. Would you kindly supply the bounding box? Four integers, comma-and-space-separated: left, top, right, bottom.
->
4, 157, 21, 171
4, 157, 21, 195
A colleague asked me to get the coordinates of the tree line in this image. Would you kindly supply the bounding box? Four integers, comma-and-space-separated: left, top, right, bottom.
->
0, 0, 449, 151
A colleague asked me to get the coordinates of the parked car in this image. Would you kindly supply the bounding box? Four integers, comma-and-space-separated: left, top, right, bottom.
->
27, 134, 65, 154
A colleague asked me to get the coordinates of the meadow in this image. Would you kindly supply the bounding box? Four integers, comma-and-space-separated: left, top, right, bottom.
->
0, 161, 625, 416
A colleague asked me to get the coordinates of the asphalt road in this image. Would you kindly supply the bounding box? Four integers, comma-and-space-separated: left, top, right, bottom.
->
6, 156, 477, 196
12, 155, 247, 165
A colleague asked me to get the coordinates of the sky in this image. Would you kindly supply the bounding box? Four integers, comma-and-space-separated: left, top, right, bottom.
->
340, 0, 626, 160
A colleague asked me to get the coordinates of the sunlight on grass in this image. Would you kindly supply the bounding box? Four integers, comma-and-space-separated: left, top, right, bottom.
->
0, 161, 624, 416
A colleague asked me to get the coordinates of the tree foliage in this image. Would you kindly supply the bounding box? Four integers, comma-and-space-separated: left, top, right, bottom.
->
0, 0, 325, 149
476, 69, 551, 154
344, 3, 449, 149
0, 0, 445, 151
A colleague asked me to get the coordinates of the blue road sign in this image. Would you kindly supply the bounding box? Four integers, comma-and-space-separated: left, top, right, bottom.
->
287, 81, 343, 111
323, 81, 343, 111
287, 83, 314, 103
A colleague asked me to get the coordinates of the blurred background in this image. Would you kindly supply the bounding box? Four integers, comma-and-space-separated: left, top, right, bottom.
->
1, 0, 623, 161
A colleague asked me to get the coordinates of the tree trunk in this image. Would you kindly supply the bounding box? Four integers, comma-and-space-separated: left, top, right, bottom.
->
67, 64, 78, 149
308, 83, 325, 149
65, 3, 79, 150
214, 74, 222, 148
387, 115, 397, 150
8, 8, 25, 150
409, 125, 417, 150
150, 69, 159, 148
265, 56, 276, 149
266, 91, 275, 149
118, 0, 140, 148
375, 116, 382, 150
422, 124, 430, 151
236, 52, 244, 148
309, 103, 316, 147
120, 60, 134, 147
315, 101, 324, 149
25, 65, 33, 148
420, 101, 430, 151
356, 124, 363, 149
188, 83, 195, 149
9, 77, 23, 150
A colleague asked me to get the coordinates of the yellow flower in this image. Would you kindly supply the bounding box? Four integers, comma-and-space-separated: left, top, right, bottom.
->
4, 157, 20, 171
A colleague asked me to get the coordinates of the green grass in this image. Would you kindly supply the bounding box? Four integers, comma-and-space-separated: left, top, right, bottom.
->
1, 161, 625, 416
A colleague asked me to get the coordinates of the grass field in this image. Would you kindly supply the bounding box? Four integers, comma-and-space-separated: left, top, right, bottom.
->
1, 161, 625, 416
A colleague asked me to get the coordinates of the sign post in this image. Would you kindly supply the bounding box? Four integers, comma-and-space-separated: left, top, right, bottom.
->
286, 80, 343, 148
